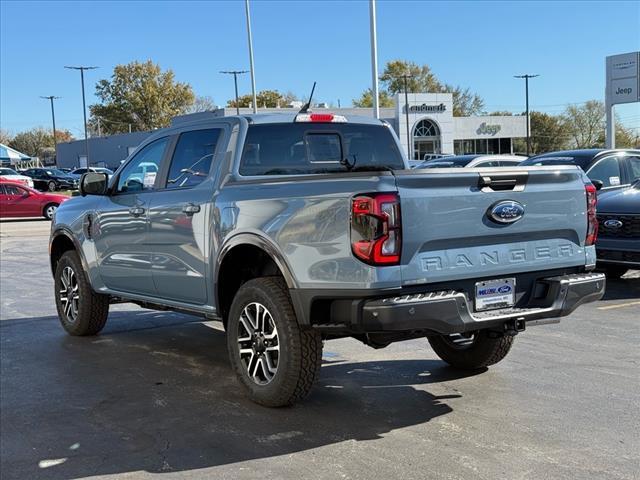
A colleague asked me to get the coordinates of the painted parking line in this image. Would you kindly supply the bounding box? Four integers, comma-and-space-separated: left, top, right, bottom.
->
597, 301, 640, 311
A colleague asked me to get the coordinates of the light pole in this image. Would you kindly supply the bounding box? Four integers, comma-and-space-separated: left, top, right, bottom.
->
40, 95, 61, 153
514, 74, 539, 156
221, 70, 249, 115
244, 0, 258, 113
369, 0, 380, 119
65, 65, 98, 165
390, 73, 414, 159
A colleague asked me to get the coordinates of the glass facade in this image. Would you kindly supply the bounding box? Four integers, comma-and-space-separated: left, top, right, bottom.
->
454, 138, 512, 155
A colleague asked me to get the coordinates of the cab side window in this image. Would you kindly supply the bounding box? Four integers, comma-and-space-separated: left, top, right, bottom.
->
627, 156, 640, 181
116, 137, 169, 193
587, 157, 622, 188
165, 129, 222, 189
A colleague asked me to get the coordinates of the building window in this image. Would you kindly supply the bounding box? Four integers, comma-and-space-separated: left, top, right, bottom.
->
499, 138, 511, 154
413, 119, 441, 160
454, 138, 515, 155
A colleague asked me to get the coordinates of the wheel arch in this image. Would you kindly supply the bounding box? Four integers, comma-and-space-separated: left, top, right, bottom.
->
49, 229, 90, 279
215, 233, 299, 323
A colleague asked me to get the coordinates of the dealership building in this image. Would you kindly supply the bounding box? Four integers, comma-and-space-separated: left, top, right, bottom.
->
56, 93, 527, 169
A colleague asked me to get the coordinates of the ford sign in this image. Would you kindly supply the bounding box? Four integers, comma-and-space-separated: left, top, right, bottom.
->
488, 200, 525, 224
603, 219, 623, 229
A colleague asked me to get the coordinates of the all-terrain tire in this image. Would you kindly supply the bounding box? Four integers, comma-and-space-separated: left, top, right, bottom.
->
226, 277, 322, 407
428, 330, 514, 370
54, 251, 109, 336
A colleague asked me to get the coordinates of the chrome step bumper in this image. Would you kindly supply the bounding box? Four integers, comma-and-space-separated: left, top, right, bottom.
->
360, 272, 606, 334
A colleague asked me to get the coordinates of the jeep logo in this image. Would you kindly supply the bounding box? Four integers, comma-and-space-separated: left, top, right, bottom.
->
476, 122, 501, 136
615, 87, 633, 95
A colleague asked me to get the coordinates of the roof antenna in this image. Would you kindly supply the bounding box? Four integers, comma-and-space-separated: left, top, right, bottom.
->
298, 82, 316, 113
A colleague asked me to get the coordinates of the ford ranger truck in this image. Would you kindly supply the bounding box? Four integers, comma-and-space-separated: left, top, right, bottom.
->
49, 113, 605, 407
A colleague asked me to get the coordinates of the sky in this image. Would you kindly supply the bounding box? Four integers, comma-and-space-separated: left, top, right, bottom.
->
1, 0, 639, 138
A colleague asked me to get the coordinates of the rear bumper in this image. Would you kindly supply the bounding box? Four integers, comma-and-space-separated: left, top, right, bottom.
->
293, 272, 605, 335
360, 272, 605, 334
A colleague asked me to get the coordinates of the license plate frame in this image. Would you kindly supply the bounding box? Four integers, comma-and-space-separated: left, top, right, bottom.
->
475, 278, 516, 311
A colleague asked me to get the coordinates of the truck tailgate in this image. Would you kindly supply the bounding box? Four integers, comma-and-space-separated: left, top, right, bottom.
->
395, 166, 590, 286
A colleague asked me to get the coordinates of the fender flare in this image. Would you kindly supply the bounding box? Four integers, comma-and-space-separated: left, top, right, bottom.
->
49, 228, 90, 280
215, 233, 298, 290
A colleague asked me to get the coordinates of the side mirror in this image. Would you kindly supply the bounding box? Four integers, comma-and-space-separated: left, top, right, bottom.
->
591, 179, 604, 191
80, 172, 109, 196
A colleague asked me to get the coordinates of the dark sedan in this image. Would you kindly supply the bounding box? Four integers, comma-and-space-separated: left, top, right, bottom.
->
595, 180, 640, 278
520, 149, 640, 192
22, 168, 79, 192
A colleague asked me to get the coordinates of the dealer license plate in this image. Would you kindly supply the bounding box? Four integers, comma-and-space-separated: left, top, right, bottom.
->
475, 278, 515, 311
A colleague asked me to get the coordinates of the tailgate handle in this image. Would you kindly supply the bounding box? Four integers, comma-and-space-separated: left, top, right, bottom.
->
479, 173, 527, 192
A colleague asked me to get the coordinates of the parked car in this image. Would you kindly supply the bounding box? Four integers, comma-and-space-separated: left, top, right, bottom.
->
0, 181, 69, 220
0, 167, 34, 188
593, 179, 640, 278
49, 112, 604, 407
520, 149, 640, 192
407, 154, 454, 168
22, 168, 79, 192
69, 167, 114, 181
416, 154, 526, 169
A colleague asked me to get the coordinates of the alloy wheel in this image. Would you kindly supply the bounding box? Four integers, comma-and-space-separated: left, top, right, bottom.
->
59, 266, 80, 322
237, 302, 280, 385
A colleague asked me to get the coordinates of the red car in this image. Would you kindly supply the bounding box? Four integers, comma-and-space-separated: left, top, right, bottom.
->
0, 180, 70, 220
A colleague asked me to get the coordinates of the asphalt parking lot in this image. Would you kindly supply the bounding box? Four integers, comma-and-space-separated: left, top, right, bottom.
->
1, 219, 638, 480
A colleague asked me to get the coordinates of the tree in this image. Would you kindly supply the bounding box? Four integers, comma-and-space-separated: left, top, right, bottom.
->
0, 129, 12, 145
185, 96, 217, 113
528, 111, 570, 154
352, 88, 395, 108
8, 128, 75, 157
227, 89, 296, 108
562, 100, 605, 149
354, 59, 485, 116
380, 60, 442, 94
613, 123, 640, 148
444, 84, 485, 116
89, 60, 195, 135
488, 111, 515, 116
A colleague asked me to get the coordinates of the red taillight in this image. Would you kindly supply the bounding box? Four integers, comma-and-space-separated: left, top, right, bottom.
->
351, 192, 401, 265
585, 183, 598, 246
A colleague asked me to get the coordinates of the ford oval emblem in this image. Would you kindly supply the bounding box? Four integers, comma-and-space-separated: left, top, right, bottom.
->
497, 285, 512, 293
488, 200, 525, 224
603, 219, 623, 229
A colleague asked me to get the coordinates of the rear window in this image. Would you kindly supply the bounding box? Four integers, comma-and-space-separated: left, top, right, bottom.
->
520, 156, 589, 169
239, 123, 404, 176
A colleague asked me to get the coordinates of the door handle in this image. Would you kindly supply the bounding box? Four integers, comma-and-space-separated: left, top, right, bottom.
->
182, 203, 201, 215
129, 206, 145, 217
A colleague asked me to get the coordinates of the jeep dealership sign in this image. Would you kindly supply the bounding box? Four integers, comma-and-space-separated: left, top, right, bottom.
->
607, 52, 639, 105
606, 51, 639, 147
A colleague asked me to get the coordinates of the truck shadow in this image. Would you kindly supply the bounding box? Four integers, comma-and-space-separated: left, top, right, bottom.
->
601, 275, 640, 301
0, 310, 476, 480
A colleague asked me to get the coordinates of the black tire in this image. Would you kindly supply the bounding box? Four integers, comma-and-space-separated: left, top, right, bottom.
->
54, 251, 109, 336
43, 203, 59, 220
602, 266, 628, 279
226, 277, 322, 407
428, 330, 514, 370
47, 181, 56, 192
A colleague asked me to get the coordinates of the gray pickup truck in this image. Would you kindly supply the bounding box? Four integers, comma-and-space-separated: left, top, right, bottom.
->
49, 112, 605, 406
